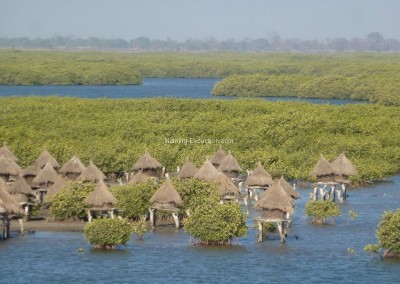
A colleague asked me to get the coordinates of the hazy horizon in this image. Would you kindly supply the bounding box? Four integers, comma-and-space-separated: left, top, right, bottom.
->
1, 0, 400, 41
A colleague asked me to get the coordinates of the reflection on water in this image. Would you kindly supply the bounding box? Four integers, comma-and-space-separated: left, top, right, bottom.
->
1, 176, 399, 283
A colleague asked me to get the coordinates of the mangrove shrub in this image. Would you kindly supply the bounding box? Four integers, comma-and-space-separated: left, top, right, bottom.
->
84, 218, 132, 250
304, 199, 341, 225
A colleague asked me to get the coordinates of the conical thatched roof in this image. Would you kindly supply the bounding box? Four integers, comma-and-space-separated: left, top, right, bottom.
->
128, 171, 152, 185
9, 176, 35, 197
22, 163, 41, 177
46, 175, 67, 197
219, 151, 241, 173
34, 149, 60, 169
33, 162, 59, 185
0, 178, 23, 214
78, 161, 106, 183
210, 146, 226, 167
84, 181, 117, 210
132, 151, 163, 171
310, 154, 337, 177
150, 179, 182, 211
246, 162, 273, 187
0, 154, 22, 176
331, 153, 358, 176
255, 179, 295, 214
177, 158, 198, 179
277, 176, 300, 200
215, 173, 240, 197
59, 156, 86, 175
0, 143, 19, 162
194, 159, 220, 182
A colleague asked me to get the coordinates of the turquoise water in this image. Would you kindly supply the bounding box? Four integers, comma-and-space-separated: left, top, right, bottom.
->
1, 176, 399, 284
0, 78, 364, 104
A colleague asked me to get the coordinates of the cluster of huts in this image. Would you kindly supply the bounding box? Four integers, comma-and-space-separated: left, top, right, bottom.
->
0, 142, 357, 243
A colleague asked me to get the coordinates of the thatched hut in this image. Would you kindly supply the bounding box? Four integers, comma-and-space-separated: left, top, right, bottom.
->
331, 152, 358, 181
0, 178, 24, 239
218, 151, 241, 179
176, 158, 198, 179
128, 171, 152, 185
21, 163, 41, 188
78, 161, 106, 183
278, 176, 301, 200
194, 159, 220, 182
0, 143, 19, 163
214, 173, 241, 201
34, 149, 60, 170
210, 146, 226, 168
8, 176, 36, 219
84, 181, 117, 221
310, 154, 337, 182
246, 162, 273, 189
59, 156, 86, 180
254, 179, 295, 243
45, 175, 66, 199
149, 179, 182, 228
33, 162, 58, 189
0, 154, 22, 182
132, 151, 163, 177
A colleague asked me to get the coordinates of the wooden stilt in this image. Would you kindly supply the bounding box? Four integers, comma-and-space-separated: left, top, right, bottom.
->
87, 209, 92, 222
277, 222, 286, 243
257, 221, 263, 242
110, 210, 115, 219
149, 208, 156, 228
172, 213, 179, 228
18, 218, 24, 235
4, 216, 10, 239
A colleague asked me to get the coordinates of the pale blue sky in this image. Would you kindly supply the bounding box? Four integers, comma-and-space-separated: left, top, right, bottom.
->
1, 0, 400, 40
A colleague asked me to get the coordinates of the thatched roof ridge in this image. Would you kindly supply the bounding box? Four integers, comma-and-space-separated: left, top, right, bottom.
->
177, 158, 198, 179
59, 156, 86, 174
0, 154, 22, 176
255, 179, 294, 214
33, 162, 59, 185
9, 176, 35, 197
0, 178, 23, 214
46, 175, 67, 197
133, 151, 163, 171
278, 176, 300, 200
0, 143, 19, 162
84, 181, 117, 210
215, 173, 240, 197
78, 161, 106, 183
219, 151, 241, 173
128, 171, 152, 185
34, 149, 60, 169
150, 179, 182, 208
331, 153, 358, 176
210, 146, 226, 167
246, 162, 273, 187
194, 159, 220, 182
310, 154, 337, 177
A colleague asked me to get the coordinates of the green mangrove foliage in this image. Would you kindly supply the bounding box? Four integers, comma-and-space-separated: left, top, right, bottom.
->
183, 202, 247, 245
47, 181, 95, 221
111, 182, 158, 220
1, 97, 399, 181
304, 200, 341, 225
84, 218, 132, 250
364, 209, 400, 260
211, 73, 400, 106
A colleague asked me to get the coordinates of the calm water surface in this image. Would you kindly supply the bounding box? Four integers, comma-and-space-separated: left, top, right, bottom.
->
1, 176, 399, 284
0, 78, 365, 104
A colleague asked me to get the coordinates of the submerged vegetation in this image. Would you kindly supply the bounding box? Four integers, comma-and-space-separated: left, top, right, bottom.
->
1, 50, 400, 105
1, 97, 399, 181
304, 200, 341, 225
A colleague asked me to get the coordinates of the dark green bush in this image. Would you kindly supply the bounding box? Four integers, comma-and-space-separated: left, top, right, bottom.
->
304, 199, 341, 225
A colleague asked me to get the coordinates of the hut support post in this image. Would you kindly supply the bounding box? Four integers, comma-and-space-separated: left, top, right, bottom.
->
109, 210, 114, 219
18, 218, 24, 235
341, 184, 347, 200
277, 222, 286, 243
24, 205, 30, 221
257, 221, 264, 242
172, 213, 179, 228
149, 208, 156, 228
87, 210, 93, 222
4, 216, 10, 239
0, 217, 4, 240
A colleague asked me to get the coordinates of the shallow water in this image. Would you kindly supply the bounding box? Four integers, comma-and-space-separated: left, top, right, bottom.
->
0, 78, 365, 104
1, 176, 399, 284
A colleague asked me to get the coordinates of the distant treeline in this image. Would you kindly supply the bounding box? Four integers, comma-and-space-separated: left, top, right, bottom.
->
1, 32, 400, 52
